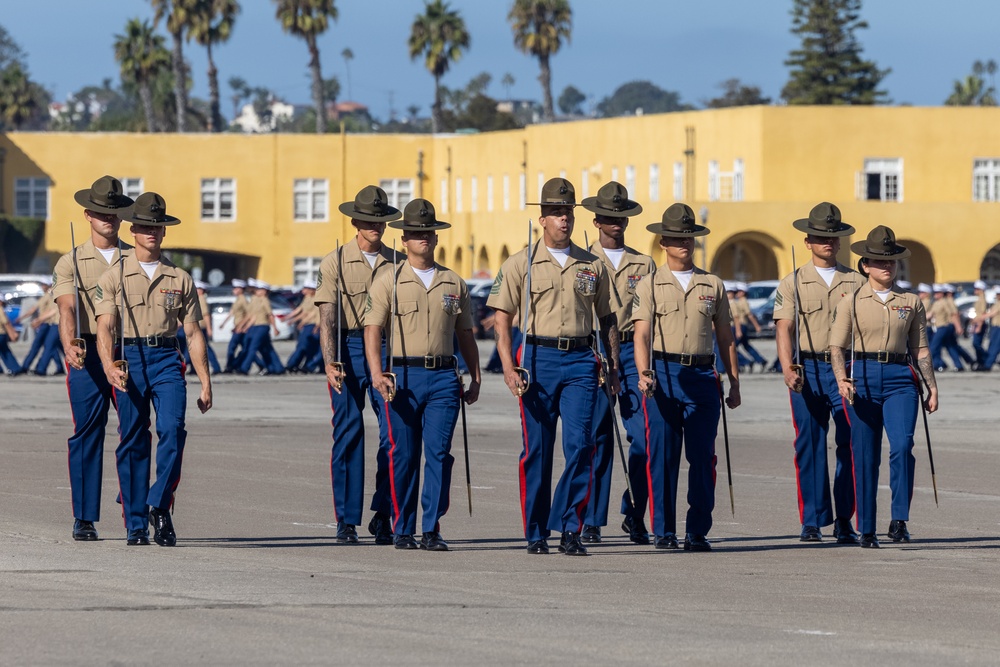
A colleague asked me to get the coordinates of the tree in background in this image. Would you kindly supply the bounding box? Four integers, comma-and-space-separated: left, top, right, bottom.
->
557, 84, 585, 116
781, 0, 889, 105
508, 0, 571, 123
114, 19, 172, 132
274, 0, 338, 134
596, 81, 690, 118
341, 47, 353, 100
0, 24, 27, 71
408, 0, 470, 134
189, 0, 240, 132
704, 78, 771, 108
151, 0, 196, 131
0, 24, 50, 131
945, 60, 997, 106
501, 72, 515, 100
228, 75, 250, 120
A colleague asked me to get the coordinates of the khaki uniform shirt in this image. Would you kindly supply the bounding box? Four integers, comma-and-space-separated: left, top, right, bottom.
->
365, 262, 473, 357
94, 255, 201, 338
230, 294, 250, 326
631, 267, 732, 356
299, 294, 319, 326
247, 294, 273, 327
30, 293, 55, 325
197, 293, 210, 328
52, 240, 133, 336
974, 294, 988, 320
829, 284, 927, 355
487, 243, 612, 338
315, 239, 397, 330
0, 307, 10, 328
588, 242, 654, 335
731, 296, 750, 326
772, 262, 861, 353
927, 297, 951, 328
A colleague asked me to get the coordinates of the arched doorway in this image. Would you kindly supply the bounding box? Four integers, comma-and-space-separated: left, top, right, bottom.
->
894, 239, 935, 285
454, 246, 463, 272
711, 232, 781, 281
476, 245, 490, 277
500, 245, 510, 263
980, 243, 1000, 281
437, 247, 447, 264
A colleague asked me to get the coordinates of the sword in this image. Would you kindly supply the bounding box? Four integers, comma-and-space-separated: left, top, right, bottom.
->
640, 266, 657, 398
113, 237, 128, 389
69, 222, 86, 361
789, 245, 803, 389
512, 220, 533, 395
584, 231, 634, 510
846, 280, 857, 405
716, 375, 736, 517
456, 363, 473, 516
910, 351, 939, 506
384, 241, 398, 402
330, 240, 344, 390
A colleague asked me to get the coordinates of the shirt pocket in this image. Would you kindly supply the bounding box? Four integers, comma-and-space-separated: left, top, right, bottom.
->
655, 299, 682, 338
801, 299, 822, 314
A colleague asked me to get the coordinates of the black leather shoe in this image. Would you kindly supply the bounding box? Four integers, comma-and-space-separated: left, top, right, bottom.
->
73, 519, 98, 541
126, 529, 150, 546
621, 514, 651, 545
654, 533, 679, 549
148, 508, 177, 546
526, 539, 549, 554
336, 523, 359, 544
887, 520, 910, 543
833, 518, 859, 545
859, 533, 880, 548
799, 525, 822, 542
394, 534, 418, 550
368, 512, 394, 545
580, 525, 602, 543
683, 533, 712, 552
420, 531, 449, 551
558, 531, 588, 556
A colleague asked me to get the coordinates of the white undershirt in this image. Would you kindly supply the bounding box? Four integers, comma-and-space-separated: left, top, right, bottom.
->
412, 266, 436, 289
361, 251, 379, 268
603, 247, 625, 270
815, 265, 837, 287
547, 246, 571, 268
672, 269, 694, 291
139, 260, 159, 280
96, 247, 116, 263
874, 288, 892, 302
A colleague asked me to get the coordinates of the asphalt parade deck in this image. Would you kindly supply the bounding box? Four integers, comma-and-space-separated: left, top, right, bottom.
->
2, 340, 999, 665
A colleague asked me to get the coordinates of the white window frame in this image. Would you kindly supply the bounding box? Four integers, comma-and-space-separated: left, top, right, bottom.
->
857, 158, 903, 202
580, 169, 589, 199
455, 177, 463, 213
292, 256, 323, 288
201, 177, 236, 222
625, 165, 636, 196
119, 177, 143, 200
732, 159, 744, 202
537, 171, 545, 201
378, 178, 414, 211
14, 177, 50, 219
471, 176, 478, 213
972, 159, 1000, 202
503, 174, 510, 211
649, 164, 660, 202
673, 162, 684, 200
292, 178, 328, 222
519, 173, 526, 210
611, 166, 619, 183
440, 178, 449, 214
708, 161, 720, 202
487, 175, 494, 212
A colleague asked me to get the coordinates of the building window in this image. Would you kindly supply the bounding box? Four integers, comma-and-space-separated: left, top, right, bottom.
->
708, 161, 720, 201
201, 178, 236, 221
471, 176, 478, 213
455, 177, 463, 213
293, 256, 323, 287
732, 159, 744, 202
580, 169, 589, 199
707, 160, 743, 202
611, 166, 619, 182
14, 177, 49, 218
625, 165, 636, 195
487, 175, 494, 212
519, 173, 526, 210
293, 178, 328, 222
973, 159, 1000, 202
537, 171, 545, 200
559, 169, 566, 179
649, 164, 660, 202
119, 177, 143, 200
503, 174, 510, 211
857, 158, 903, 202
440, 179, 448, 213
673, 162, 683, 200
378, 178, 413, 210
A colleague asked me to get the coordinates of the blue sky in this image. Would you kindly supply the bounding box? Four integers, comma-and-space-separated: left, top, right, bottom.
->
4, 1, 998, 120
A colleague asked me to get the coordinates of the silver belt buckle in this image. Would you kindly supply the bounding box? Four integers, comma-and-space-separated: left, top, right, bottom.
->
680, 353, 693, 366
424, 355, 436, 369
557, 337, 571, 351
877, 350, 889, 363
146, 334, 160, 347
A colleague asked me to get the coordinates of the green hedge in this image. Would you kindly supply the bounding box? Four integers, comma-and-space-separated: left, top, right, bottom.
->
0, 217, 45, 272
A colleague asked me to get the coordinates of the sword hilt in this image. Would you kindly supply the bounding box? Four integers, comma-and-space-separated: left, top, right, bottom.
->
788, 363, 804, 393
113, 359, 129, 389
329, 361, 344, 390
71, 337, 87, 362
384, 371, 397, 402
597, 354, 608, 386
640, 369, 656, 398
844, 377, 856, 405
512, 366, 531, 396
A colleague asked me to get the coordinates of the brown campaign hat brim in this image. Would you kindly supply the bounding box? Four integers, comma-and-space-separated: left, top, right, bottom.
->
388, 220, 451, 231
526, 201, 579, 207
337, 201, 402, 223
581, 197, 642, 218
645, 222, 709, 237
792, 218, 856, 237
850, 240, 910, 260
121, 210, 181, 226
74, 189, 134, 215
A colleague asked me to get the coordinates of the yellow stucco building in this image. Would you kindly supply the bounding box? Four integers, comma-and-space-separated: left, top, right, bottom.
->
3, 105, 1000, 287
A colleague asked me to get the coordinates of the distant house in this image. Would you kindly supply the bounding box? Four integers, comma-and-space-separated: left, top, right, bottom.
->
327, 101, 371, 122
231, 98, 296, 133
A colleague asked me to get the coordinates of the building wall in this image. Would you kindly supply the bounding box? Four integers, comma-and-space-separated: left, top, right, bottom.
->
3, 105, 1000, 286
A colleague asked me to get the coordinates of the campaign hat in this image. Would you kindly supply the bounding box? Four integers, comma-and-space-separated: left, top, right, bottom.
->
74, 175, 134, 215
581, 181, 642, 218
121, 192, 180, 226
792, 202, 855, 237
527, 178, 578, 207
646, 203, 709, 237
850, 225, 910, 260
338, 185, 402, 223
389, 198, 451, 231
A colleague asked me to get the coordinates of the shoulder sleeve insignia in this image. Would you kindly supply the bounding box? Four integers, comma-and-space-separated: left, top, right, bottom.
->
95, 285, 103, 301
774, 291, 783, 308
490, 268, 503, 296
364, 294, 372, 314
316, 271, 323, 289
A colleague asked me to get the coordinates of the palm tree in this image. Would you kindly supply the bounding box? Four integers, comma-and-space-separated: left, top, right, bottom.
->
408, 0, 470, 134
0, 64, 39, 130
228, 75, 250, 119
151, 0, 197, 132
189, 0, 240, 132
945, 75, 997, 106
341, 47, 353, 100
508, 0, 571, 122
114, 18, 171, 132
274, 0, 338, 134
501, 72, 515, 101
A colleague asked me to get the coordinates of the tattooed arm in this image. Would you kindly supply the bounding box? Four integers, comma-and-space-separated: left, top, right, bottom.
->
915, 347, 938, 413
319, 302, 344, 393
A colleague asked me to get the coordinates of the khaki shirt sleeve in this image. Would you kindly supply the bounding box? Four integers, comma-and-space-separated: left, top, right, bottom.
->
772, 274, 794, 322
829, 298, 851, 349
94, 269, 119, 320
180, 276, 201, 325
51, 253, 75, 301
364, 270, 392, 329
712, 280, 733, 329
910, 300, 928, 350
456, 280, 474, 330
486, 255, 522, 315
313, 250, 338, 306
0, 309, 9, 327
631, 274, 654, 323
594, 262, 613, 320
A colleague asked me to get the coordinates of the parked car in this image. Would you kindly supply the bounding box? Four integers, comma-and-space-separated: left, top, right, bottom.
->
749, 291, 777, 339
745, 280, 780, 312
954, 289, 998, 335
207, 293, 294, 343
0, 274, 48, 301
466, 278, 495, 339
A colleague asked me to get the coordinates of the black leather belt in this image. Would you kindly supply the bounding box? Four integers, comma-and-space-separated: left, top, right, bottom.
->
344, 329, 365, 338
619, 331, 635, 343
123, 335, 178, 348
856, 351, 909, 364
391, 355, 457, 370
653, 351, 715, 367
525, 334, 594, 351
801, 351, 831, 363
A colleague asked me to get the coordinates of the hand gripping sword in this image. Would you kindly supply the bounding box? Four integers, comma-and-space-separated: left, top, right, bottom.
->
789, 245, 803, 389
640, 265, 657, 398
112, 238, 128, 389
456, 363, 473, 516
384, 241, 398, 402
330, 240, 344, 390
512, 221, 533, 395
846, 280, 858, 405
69, 222, 86, 361
909, 347, 940, 507
584, 231, 634, 510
